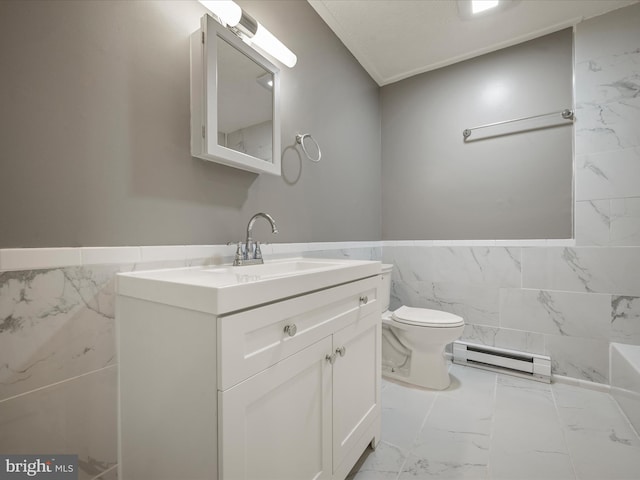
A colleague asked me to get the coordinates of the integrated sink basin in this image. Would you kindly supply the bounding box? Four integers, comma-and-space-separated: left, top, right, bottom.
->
203, 259, 346, 279
117, 257, 381, 315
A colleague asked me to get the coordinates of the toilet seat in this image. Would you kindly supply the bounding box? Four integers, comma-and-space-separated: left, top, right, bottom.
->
391, 306, 464, 328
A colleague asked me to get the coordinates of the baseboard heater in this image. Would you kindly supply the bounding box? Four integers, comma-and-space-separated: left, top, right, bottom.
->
453, 341, 551, 383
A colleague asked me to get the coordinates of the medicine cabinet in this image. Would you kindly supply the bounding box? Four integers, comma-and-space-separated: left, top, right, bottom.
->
190, 14, 281, 176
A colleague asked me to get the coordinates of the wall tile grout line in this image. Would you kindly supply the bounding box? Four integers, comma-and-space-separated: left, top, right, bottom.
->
90, 464, 118, 480
0, 364, 117, 405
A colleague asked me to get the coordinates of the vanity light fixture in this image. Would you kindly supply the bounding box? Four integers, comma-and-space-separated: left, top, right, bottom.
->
198, 0, 297, 68
458, 0, 515, 20
472, 0, 499, 14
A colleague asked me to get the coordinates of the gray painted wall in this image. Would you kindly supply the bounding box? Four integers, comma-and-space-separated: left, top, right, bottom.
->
0, 0, 381, 248
381, 29, 574, 240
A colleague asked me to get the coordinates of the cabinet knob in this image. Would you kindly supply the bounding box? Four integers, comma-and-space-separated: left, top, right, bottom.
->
359, 295, 369, 305
325, 353, 336, 365
336, 346, 346, 357
284, 324, 297, 337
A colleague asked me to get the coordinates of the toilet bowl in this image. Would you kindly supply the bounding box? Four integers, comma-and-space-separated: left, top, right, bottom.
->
380, 264, 464, 390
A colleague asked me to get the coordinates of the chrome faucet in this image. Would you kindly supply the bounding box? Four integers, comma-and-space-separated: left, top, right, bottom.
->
232, 212, 278, 266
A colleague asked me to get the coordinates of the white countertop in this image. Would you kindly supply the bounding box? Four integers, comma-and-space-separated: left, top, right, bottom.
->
116, 257, 381, 315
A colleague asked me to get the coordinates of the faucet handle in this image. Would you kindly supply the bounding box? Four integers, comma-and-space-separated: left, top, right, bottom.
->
254, 241, 263, 260
232, 242, 244, 265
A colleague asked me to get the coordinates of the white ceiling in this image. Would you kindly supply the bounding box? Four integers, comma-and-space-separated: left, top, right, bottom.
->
308, 0, 638, 86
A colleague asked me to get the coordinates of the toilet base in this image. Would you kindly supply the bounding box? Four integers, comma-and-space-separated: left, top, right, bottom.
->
382, 349, 452, 390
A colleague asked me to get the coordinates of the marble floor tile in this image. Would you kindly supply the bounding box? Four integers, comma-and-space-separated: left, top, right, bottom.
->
346, 441, 408, 480
380, 380, 437, 453
489, 448, 575, 480
489, 377, 574, 480
398, 443, 489, 479
445, 364, 497, 401
553, 383, 640, 480
401, 369, 495, 479
353, 365, 640, 480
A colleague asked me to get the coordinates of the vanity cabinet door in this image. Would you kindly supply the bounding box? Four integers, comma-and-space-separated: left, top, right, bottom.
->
219, 337, 333, 480
331, 312, 381, 473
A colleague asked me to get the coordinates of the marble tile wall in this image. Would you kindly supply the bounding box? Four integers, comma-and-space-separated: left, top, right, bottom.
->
0, 259, 211, 480
574, 1, 640, 248
382, 244, 640, 384
610, 343, 640, 434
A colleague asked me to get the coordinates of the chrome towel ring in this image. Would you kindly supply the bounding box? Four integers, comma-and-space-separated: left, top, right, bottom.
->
295, 133, 322, 162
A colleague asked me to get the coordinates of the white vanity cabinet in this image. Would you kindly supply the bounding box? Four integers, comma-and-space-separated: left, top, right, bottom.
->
218, 276, 381, 479
117, 260, 381, 480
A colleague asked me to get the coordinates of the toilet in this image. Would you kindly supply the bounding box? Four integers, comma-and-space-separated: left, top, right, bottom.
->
380, 264, 465, 390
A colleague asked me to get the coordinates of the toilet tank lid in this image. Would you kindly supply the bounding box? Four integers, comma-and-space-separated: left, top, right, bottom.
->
381, 264, 394, 273
392, 306, 464, 327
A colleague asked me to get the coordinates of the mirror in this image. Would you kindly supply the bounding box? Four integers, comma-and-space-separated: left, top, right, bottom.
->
190, 14, 281, 176
217, 37, 273, 162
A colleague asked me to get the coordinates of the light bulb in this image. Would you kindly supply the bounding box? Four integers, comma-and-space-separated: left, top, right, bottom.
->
471, 0, 499, 14
198, 0, 297, 68
198, 0, 242, 27
251, 23, 297, 68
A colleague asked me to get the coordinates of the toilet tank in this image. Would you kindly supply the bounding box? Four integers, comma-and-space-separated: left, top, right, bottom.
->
380, 264, 394, 312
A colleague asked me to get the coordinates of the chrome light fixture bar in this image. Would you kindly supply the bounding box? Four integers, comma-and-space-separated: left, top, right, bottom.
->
198, 0, 297, 68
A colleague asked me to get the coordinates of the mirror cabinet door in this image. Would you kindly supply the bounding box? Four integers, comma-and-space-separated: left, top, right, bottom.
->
217, 37, 274, 163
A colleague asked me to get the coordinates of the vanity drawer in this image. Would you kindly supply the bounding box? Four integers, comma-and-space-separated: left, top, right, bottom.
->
217, 275, 379, 391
